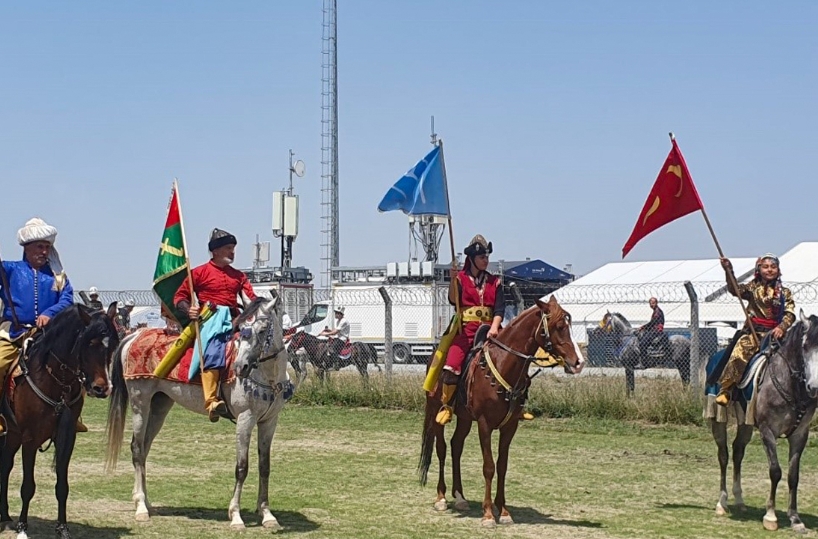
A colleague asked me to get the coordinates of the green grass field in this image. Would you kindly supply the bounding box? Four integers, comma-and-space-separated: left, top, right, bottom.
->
5, 374, 818, 538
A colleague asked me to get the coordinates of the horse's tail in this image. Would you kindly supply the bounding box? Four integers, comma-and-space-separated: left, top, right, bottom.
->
418, 391, 438, 486
105, 335, 131, 473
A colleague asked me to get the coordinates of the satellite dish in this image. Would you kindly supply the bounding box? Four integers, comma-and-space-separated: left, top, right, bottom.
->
292, 160, 305, 178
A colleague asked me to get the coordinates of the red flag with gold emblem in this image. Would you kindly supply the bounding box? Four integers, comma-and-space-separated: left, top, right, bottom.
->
622, 139, 705, 258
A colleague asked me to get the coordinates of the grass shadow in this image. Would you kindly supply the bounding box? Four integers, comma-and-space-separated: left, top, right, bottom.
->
0, 517, 134, 538
450, 505, 603, 528
152, 506, 320, 532
660, 502, 818, 529
656, 502, 712, 511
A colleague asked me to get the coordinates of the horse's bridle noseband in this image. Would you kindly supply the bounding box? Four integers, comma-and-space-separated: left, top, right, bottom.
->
238, 313, 285, 377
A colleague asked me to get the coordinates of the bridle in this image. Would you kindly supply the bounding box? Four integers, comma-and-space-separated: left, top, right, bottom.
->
488, 309, 571, 364
237, 310, 286, 378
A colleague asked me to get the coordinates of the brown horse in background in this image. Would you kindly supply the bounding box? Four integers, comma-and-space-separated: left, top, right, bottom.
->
418, 295, 584, 526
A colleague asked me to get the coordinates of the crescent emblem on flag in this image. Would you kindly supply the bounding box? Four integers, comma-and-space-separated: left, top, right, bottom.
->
667, 165, 684, 198
642, 196, 660, 225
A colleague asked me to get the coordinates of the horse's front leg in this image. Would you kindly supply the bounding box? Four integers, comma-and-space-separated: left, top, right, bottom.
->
786, 424, 810, 533
760, 427, 782, 531
494, 420, 520, 525
476, 418, 496, 527
256, 416, 282, 530
228, 411, 254, 530
0, 439, 19, 529
450, 416, 472, 512
54, 415, 78, 539
16, 444, 38, 538
731, 424, 753, 512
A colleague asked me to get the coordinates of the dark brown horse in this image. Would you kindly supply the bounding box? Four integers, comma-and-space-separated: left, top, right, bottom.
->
287, 331, 379, 381
418, 296, 584, 526
0, 303, 119, 539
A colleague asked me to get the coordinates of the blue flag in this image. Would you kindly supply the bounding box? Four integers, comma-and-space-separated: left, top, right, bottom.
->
377, 145, 449, 216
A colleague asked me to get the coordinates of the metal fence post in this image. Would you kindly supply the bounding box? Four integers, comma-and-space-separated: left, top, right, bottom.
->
378, 286, 393, 379
683, 281, 701, 387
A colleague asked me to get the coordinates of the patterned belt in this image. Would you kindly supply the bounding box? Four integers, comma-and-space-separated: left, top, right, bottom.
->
461, 306, 493, 323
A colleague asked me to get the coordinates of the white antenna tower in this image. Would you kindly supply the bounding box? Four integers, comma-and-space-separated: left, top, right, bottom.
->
320, 0, 339, 287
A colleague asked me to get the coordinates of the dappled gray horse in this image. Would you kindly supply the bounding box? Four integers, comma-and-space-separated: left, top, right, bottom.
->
601, 312, 691, 394
707, 311, 818, 532
104, 297, 294, 531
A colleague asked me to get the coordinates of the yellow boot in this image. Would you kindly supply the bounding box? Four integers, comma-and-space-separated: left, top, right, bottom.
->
201, 369, 226, 422
435, 383, 457, 425
521, 411, 535, 421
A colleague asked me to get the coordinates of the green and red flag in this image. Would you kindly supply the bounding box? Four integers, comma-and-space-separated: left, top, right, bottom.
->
622, 139, 705, 258
153, 184, 188, 325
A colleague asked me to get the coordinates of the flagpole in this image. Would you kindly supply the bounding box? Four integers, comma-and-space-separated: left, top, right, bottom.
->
173, 179, 208, 372
436, 139, 461, 319
668, 133, 760, 345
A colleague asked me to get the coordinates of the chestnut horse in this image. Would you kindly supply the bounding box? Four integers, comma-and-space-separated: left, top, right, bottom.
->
0, 303, 119, 539
418, 296, 584, 526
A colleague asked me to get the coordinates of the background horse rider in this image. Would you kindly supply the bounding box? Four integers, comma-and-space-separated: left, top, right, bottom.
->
636, 297, 665, 356
319, 306, 350, 359
716, 253, 795, 406
173, 227, 257, 421
436, 234, 504, 426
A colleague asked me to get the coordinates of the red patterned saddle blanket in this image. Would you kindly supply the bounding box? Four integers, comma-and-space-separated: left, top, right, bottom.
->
124, 328, 238, 385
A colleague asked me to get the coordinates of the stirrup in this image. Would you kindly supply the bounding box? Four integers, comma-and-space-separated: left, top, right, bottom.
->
435, 405, 453, 425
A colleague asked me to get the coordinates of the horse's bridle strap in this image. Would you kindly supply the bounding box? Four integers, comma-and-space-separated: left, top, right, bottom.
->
483, 347, 512, 392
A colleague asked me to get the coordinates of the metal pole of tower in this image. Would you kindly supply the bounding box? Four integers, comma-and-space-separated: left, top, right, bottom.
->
320, 0, 339, 287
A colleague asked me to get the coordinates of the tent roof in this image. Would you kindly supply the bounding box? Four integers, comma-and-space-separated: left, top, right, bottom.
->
492, 259, 573, 282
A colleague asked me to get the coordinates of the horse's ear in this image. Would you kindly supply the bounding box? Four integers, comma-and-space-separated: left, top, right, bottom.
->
535, 298, 549, 312
106, 302, 118, 320
77, 305, 92, 326
800, 309, 809, 326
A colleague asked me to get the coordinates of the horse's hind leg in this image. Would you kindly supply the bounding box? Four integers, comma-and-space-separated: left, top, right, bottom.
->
624, 366, 636, 396
759, 427, 782, 531
785, 423, 810, 533
450, 416, 472, 512
709, 419, 730, 515
228, 411, 254, 530
130, 396, 152, 522
731, 424, 753, 511
432, 421, 448, 511
255, 417, 282, 530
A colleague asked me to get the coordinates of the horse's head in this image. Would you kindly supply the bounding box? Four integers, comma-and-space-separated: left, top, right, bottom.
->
797, 310, 818, 396
600, 312, 632, 336
80, 302, 121, 397
599, 312, 612, 332
234, 296, 286, 378
536, 296, 584, 374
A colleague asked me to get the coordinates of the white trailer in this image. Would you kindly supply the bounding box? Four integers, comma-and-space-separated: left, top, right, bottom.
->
296, 282, 453, 363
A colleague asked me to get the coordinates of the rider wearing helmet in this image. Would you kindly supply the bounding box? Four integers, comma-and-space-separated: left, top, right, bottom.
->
435, 235, 504, 425
716, 254, 795, 406
87, 286, 103, 312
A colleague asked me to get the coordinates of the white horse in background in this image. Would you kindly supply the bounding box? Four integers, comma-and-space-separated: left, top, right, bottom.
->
104, 296, 293, 531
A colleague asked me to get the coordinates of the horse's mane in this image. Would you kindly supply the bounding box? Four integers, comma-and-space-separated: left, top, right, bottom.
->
611, 312, 631, 327
777, 318, 818, 368
235, 297, 271, 326
28, 305, 86, 366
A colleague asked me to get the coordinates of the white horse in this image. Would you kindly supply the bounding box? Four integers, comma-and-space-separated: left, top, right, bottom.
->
104, 296, 293, 530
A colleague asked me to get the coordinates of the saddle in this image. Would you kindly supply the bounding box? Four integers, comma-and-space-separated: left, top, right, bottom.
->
644, 333, 669, 358
125, 328, 238, 385
339, 341, 354, 359
705, 331, 775, 406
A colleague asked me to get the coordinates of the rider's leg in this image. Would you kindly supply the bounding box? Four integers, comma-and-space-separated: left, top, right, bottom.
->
716, 332, 759, 406
201, 369, 226, 422
0, 338, 20, 436
435, 335, 468, 426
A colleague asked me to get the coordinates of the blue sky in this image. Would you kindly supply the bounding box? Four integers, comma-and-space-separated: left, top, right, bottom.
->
1, 1, 816, 290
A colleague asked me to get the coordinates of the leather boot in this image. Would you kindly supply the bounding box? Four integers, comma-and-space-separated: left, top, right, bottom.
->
716, 360, 741, 406
201, 369, 226, 422
435, 383, 458, 425
521, 411, 535, 421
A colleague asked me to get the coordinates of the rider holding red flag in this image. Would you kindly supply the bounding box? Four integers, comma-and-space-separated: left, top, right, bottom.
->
435, 235, 505, 425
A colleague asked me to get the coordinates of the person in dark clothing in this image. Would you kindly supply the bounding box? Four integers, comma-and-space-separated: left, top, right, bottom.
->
637, 297, 665, 353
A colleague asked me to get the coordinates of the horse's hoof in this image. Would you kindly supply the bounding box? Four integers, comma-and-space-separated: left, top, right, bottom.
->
230, 522, 246, 531
481, 518, 496, 528
0, 521, 13, 531
715, 504, 727, 516
793, 523, 807, 534
261, 518, 281, 530
454, 500, 469, 512
135, 511, 150, 522
763, 517, 778, 531
734, 503, 747, 513
499, 515, 514, 525
433, 499, 448, 512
